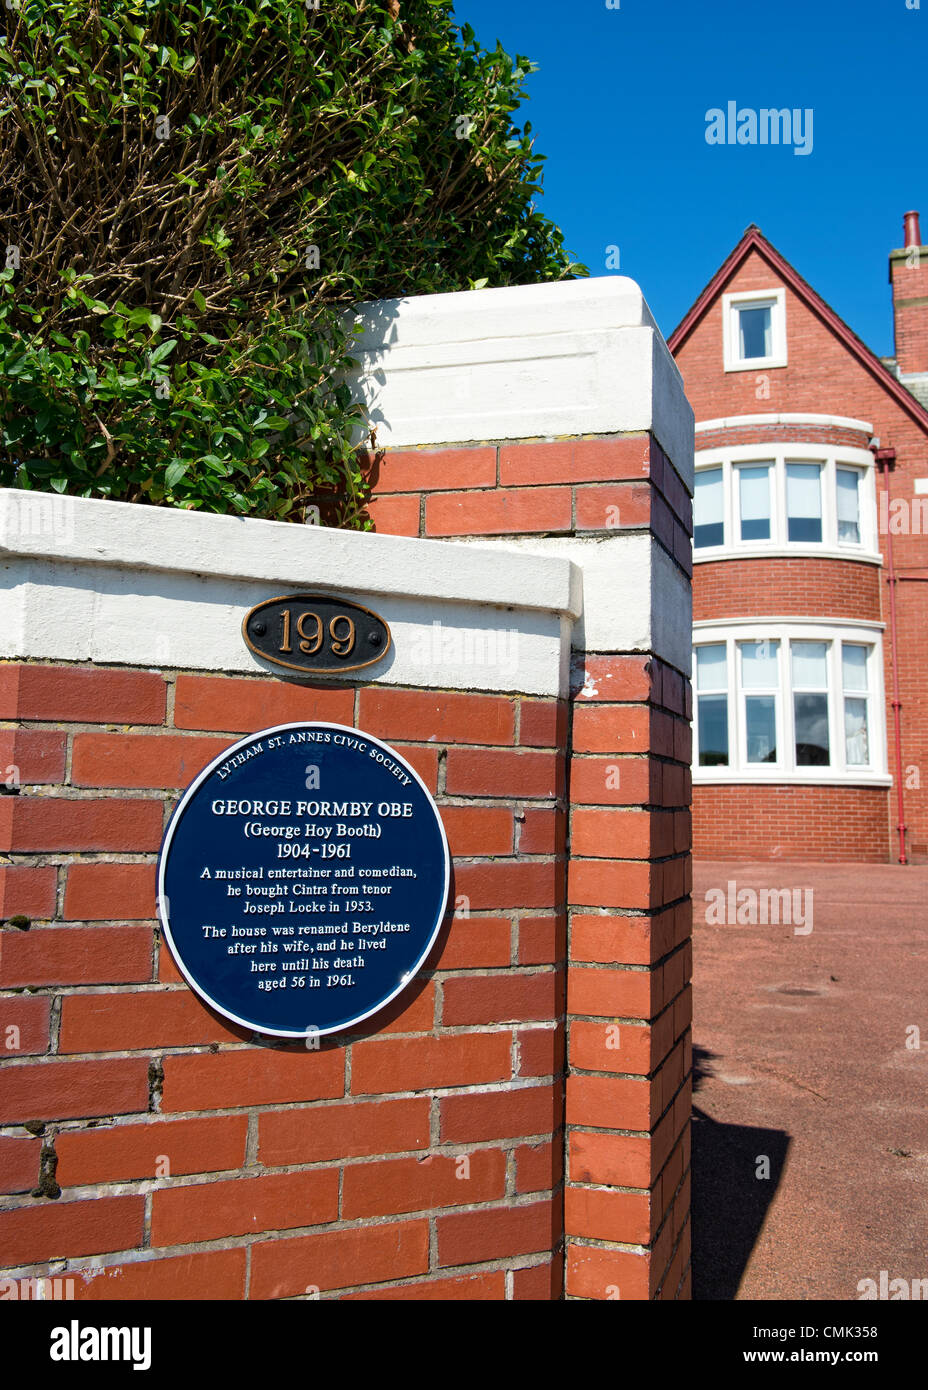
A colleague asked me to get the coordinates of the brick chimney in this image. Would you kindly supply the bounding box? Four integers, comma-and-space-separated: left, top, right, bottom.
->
890, 210, 928, 376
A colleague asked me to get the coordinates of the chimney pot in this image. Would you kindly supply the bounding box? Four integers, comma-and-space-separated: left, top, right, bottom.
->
892, 212, 928, 374
904, 210, 921, 248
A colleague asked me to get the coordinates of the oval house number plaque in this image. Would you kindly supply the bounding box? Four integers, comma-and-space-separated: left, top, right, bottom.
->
243, 594, 392, 676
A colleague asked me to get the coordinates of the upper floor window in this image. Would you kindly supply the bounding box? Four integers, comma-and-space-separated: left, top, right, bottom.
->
723, 288, 787, 371
692, 447, 877, 559
739, 304, 772, 358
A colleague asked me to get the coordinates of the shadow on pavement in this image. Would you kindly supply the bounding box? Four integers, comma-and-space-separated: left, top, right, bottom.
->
691, 1045, 791, 1300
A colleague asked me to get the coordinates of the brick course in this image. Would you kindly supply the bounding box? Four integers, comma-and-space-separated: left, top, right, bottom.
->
0, 665, 572, 1299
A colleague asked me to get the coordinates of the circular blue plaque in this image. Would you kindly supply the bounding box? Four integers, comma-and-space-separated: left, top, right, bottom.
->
158, 722, 450, 1038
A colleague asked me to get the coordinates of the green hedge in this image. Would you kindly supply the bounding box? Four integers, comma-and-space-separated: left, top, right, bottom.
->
0, 0, 584, 524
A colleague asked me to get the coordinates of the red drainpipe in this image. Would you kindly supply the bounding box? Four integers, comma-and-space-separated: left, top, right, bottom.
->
874, 445, 907, 863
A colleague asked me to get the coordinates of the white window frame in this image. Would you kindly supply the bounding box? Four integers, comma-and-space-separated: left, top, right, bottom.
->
738, 638, 783, 769
693, 620, 891, 786
693, 445, 880, 563
835, 465, 863, 546
695, 643, 731, 769
790, 638, 832, 768
723, 288, 787, 372
735, 461, 775, 544
841, 644, 872, 770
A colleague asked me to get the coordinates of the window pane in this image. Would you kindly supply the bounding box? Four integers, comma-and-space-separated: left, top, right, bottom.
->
791, 640, 828, 689
836, 468, 860, 544
844, 697, 869, 765
740, 639, 779, 688
746, 696, 777, 763
739, 465, 771, 541
694, 468, 724, 549
696, 643, 727, 691
794, 693, 830, 765
698, 694, 729, 766
739, 305, 772, 359
786, 463, 823, 542
842, 644, 868, 691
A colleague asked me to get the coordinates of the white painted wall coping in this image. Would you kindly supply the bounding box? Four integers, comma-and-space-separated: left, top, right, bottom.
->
694, 412, 873, 434
0, 489, 580, 620
0, 490, 582, 697
344, 276, 695, 484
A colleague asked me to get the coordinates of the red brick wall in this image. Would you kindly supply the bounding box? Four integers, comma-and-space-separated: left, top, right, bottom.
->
694, 422, 877, 450
675, 243, 928, 862
364, 434, 692, 573
693, 784, 890, 863
1, 422, 694, 1300
694, 422, 870, 453
365, 429, 694, 1300
694, 556, 882, 624
0, 666, 567, 1300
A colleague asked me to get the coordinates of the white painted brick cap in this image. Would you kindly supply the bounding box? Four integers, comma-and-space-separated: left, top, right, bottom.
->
343, 277, 694, 480
0, 490, 581, 696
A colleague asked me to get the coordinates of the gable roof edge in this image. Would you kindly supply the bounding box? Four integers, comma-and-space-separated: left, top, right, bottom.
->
667, 227, 928, 437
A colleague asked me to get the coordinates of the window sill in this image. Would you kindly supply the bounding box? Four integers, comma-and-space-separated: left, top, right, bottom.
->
722, 356, 788, 373
693, 545, 883, 566
693, 771, 893, 787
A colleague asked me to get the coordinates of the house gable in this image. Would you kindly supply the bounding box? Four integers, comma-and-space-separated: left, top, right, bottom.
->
670, 231, 928, 442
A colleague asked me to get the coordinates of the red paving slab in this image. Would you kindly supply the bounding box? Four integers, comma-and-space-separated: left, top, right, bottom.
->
692, 861, 928, 1301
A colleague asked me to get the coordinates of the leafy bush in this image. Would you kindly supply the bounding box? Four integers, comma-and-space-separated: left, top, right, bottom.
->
0, 0, 584, 523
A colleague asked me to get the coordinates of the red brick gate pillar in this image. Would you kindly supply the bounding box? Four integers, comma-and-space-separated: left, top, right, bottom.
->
565, 520, 694, 1302
355, 276, 695, 1298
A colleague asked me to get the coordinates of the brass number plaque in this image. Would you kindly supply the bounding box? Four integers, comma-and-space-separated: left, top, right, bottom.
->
242, 595, 391, 675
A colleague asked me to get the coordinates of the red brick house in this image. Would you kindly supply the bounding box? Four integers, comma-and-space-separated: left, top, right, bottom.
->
669, 213, 928, 863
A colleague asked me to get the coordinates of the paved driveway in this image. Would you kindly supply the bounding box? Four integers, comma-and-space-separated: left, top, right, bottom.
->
691, 861, 928, 1301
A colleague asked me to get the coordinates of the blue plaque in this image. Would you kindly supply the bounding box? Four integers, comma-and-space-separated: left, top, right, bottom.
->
158, 722, 450, 1038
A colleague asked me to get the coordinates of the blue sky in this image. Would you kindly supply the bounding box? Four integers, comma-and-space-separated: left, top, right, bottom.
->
453, 0, 926, 358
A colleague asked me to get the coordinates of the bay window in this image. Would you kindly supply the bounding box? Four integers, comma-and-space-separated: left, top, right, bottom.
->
692, 624, 888, 782
692, 447, 877, 556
